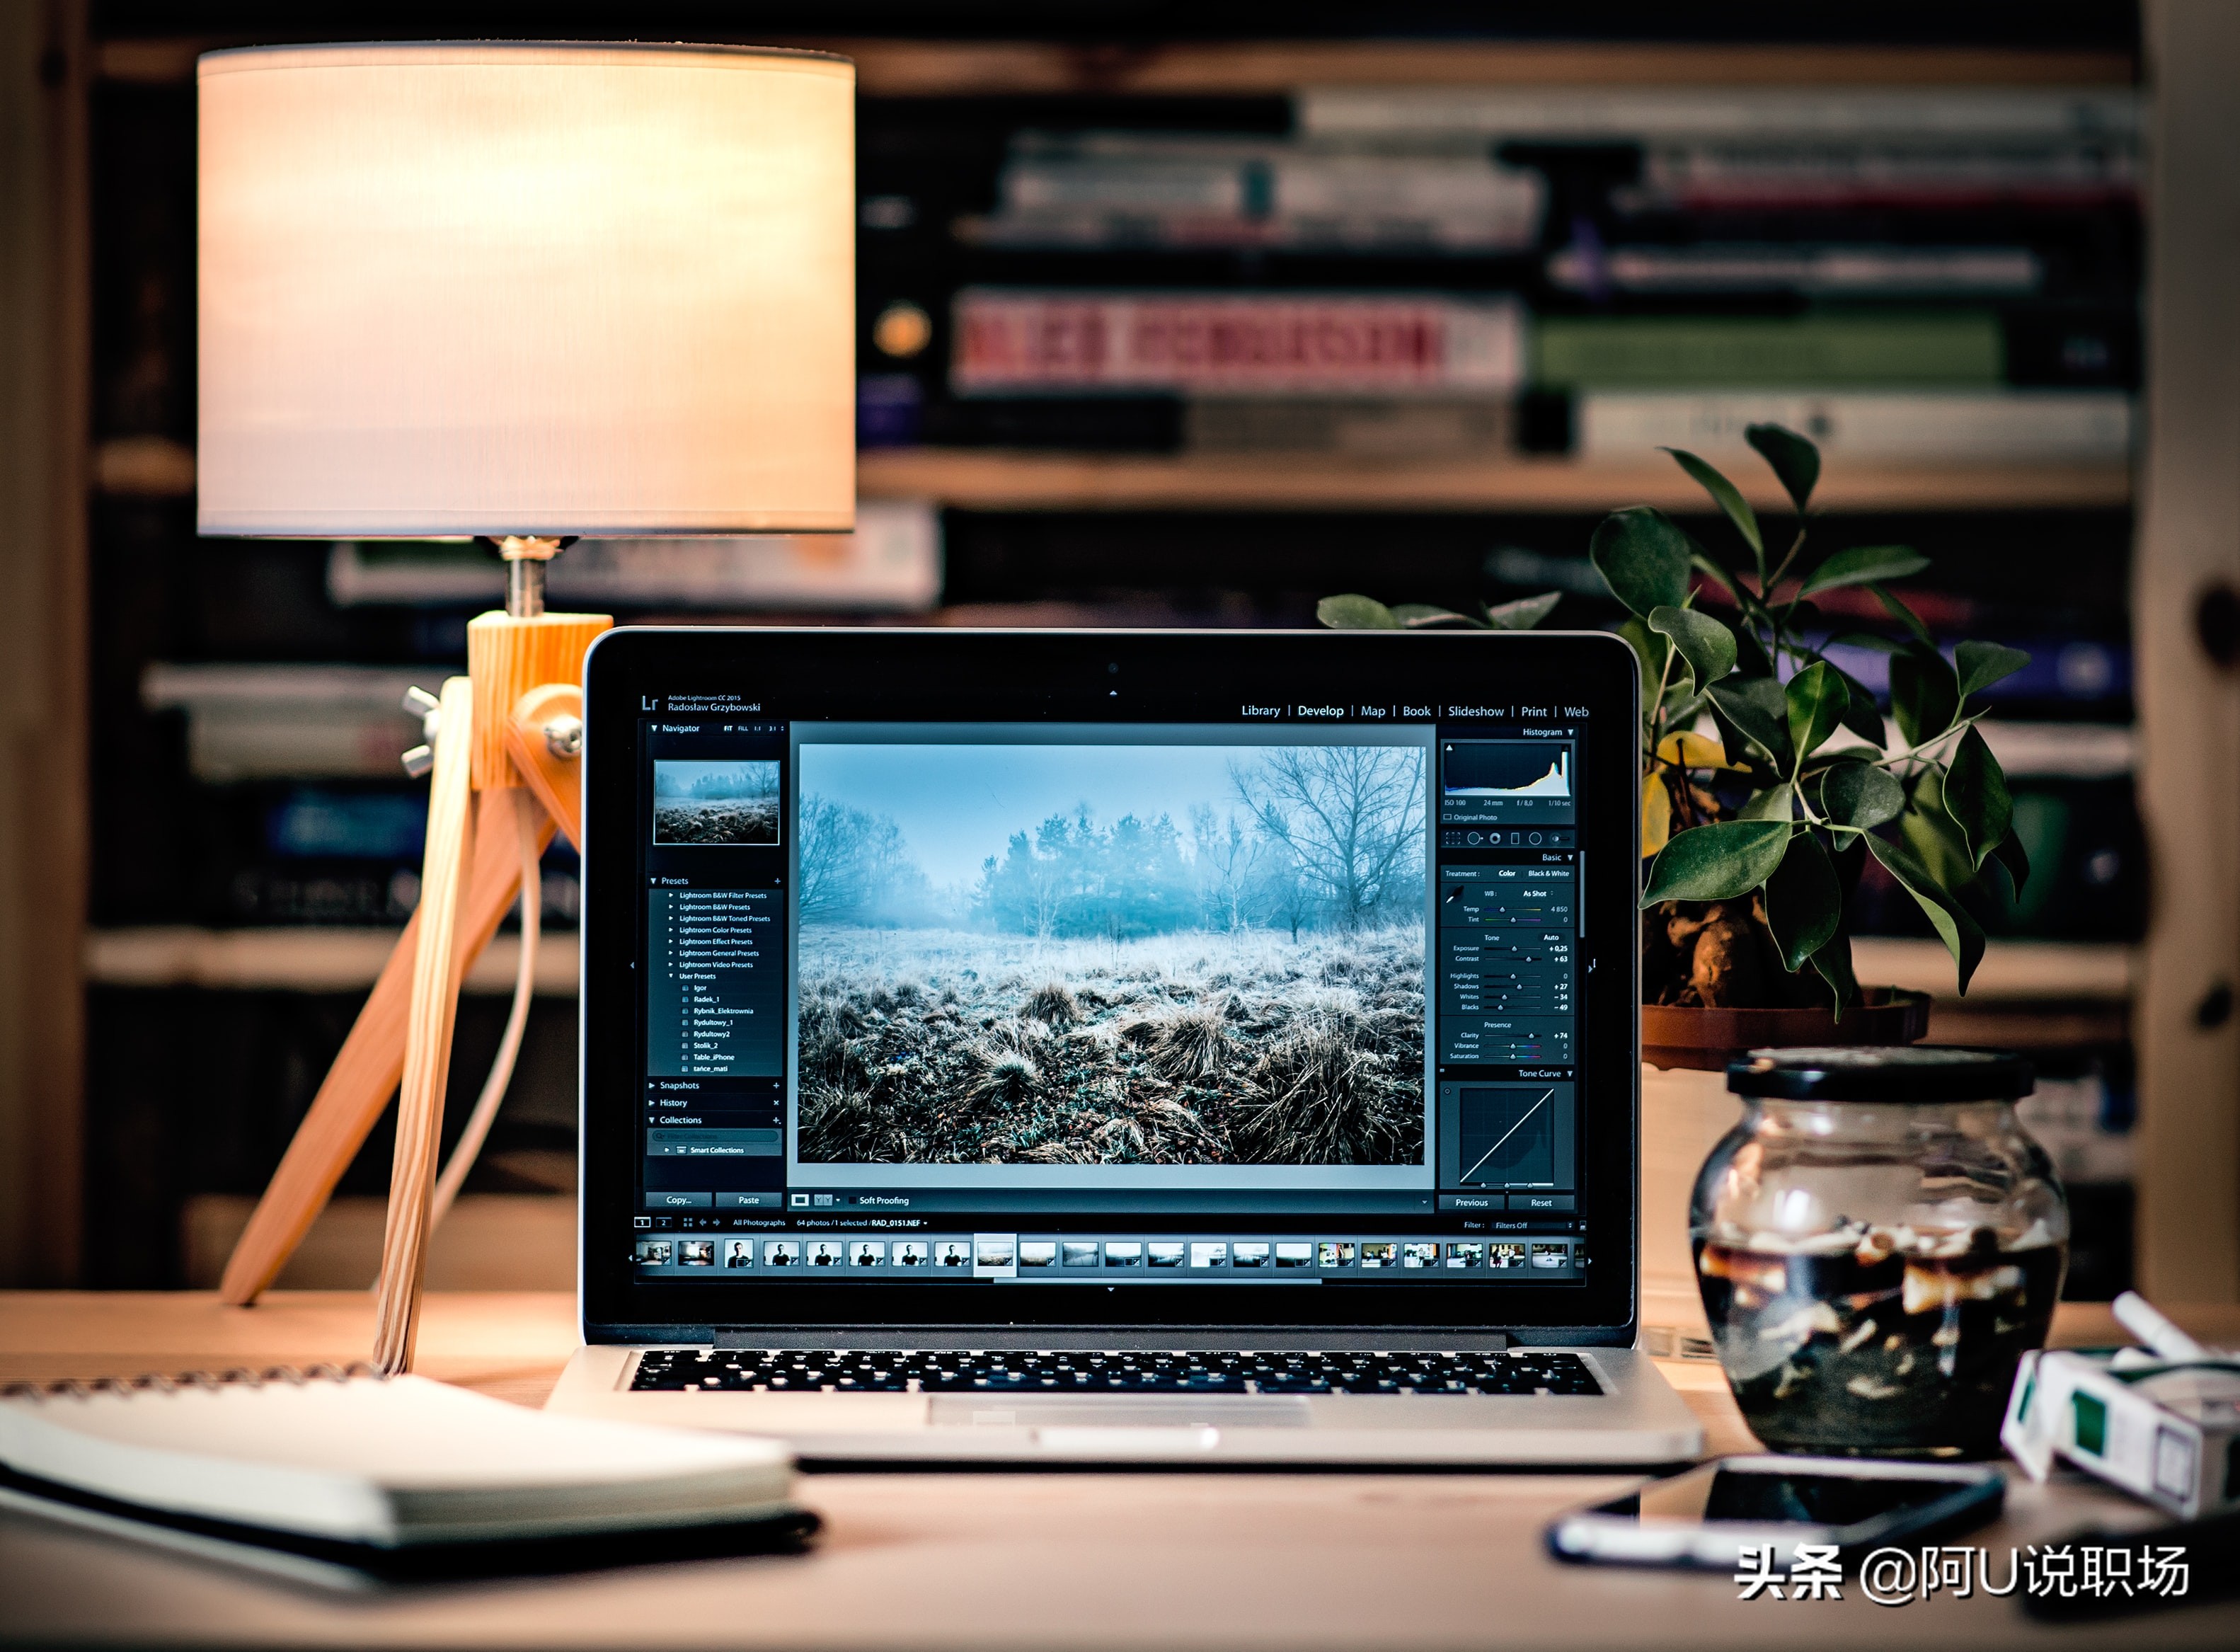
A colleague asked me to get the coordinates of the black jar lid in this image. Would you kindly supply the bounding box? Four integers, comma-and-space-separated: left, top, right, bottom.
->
1727, 1046, 2035, 1102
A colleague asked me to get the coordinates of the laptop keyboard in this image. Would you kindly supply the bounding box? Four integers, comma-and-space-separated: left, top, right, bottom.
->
631, 1348, 1602, 1396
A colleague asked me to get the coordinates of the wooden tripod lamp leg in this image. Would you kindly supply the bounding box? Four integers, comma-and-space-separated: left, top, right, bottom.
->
217, 611, 606, 1317
215, 798, 556, 1305
372, 675, 477, 1375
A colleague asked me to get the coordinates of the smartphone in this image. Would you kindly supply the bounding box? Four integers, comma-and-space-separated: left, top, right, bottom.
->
1546, 1455, 2005, 1569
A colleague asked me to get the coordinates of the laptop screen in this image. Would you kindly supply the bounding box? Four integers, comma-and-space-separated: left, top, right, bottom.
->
583, 630, 1636, 1331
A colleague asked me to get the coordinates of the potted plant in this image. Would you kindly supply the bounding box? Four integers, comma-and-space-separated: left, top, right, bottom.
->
1321, 424, 2029, 1343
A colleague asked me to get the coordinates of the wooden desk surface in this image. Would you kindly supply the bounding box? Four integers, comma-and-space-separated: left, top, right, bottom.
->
3, 1292, 2236, 1651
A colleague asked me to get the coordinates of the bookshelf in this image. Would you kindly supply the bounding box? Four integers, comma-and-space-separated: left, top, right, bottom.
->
84, 928, 581, 996
98, 435, 2133, 515
858, 449, 2130, 514
91, 37, 2137, 93
42, 9, 2187, 1300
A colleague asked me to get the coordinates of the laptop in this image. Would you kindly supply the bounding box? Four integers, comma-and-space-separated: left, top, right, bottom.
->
546, 627, 1703, 1465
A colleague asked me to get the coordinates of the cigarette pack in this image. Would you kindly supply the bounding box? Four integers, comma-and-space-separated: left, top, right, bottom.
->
2002, 1347, 2240, 1520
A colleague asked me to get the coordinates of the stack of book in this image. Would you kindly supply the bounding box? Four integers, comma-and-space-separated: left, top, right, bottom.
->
865, 86, 2139, 466
961, 131, 1546, 255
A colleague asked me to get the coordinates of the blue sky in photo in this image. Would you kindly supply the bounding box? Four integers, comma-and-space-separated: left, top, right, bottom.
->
800, 743, 1278, 888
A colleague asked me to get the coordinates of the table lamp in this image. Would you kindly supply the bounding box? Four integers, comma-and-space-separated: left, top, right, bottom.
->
196, 42, 854, 1370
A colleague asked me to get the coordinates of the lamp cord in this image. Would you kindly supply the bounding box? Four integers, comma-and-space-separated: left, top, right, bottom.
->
428, 789, 543, 1229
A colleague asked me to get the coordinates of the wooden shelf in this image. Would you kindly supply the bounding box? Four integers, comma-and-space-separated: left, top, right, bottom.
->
105, 437, 2129, 514
84, 927, 579, 996
828, 40, 2136, 97
1851, 938, 2135, 1002
96, 38, 2135, 92
861, 448, 2132, 515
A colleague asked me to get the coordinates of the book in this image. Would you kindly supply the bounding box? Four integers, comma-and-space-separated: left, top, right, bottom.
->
1575, 389, 2132, 461
1531, 312, 2004, 389
965, 132, 1544, 254
1547, 243, 2044, 298
0, 1367, 796, 1552
143, 664, 431, 783
1184, 396, 1513, 459
919, 393, 1183, 452
323, 500, 942, 612
1297, 86, 2143, 144
950, 289, 1526, 396
1623, 138, 2138, 212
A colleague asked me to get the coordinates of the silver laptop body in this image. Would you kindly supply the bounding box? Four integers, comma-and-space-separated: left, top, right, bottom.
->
546, 629, 1702, 1465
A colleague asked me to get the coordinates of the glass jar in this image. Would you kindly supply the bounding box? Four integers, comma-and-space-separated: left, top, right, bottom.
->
1692, 1047, 2068, 1459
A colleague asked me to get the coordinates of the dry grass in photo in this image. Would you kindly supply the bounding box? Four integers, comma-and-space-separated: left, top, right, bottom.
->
796, 925, 1425, 1166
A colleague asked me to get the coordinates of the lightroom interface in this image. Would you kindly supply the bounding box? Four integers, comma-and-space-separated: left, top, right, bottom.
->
632, 706, 1586, 1287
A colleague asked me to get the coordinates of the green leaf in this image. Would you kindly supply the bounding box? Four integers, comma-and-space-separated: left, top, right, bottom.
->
1828, 661, 1887, 747
1590, 507, 1694, 619
1989, 827, 2032, 899
1731, 621, 1776, 680
1889, 646, 1961, 746
1941, 725, 2014, 870
1317, 594, 1399, 630
1746, 423, 1821, 514
1764, 831, 1842, 972
1816, 761, 1904, 830
1708, 676, 1791, 769
1640, 820, 1793, 907
1648, 605, 1738, 690
1663, 447, 1764, 570
1390, 603, 1486, 629
1737, 786, 1793, 822
1871, 583, 1936, 648
1484, 590, 1563, 631
1785, 660, 1849, 763
1955, 640, 2031, 699
1809, 930, 1861, 1016
1797, 544, 1931, 600
1617, 618, 1669, 717
1901, 788, 1978, 894
1867, 833, 1987, 994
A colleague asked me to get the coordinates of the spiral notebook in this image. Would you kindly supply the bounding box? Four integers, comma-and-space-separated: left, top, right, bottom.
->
0, 1366, 812, 1585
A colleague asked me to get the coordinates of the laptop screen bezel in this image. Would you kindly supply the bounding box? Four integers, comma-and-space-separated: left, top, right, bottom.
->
579, 628, 1641, 1341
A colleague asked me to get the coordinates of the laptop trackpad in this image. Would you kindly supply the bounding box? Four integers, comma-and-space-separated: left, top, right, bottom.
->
929, 1395, 1312, 1428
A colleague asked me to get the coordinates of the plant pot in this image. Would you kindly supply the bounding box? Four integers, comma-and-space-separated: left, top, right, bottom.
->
1642, 991, 1934, 1072
1636, 990, 1931, 1355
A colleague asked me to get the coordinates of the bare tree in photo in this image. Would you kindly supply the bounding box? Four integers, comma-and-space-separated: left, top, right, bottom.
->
796, 796, 868, 920
1025, 817, 1071, 942
798, 796, 924, 924
1260, 843, 1315, 942
1234, 746, 1426, 930
1190, 804, 1268, 933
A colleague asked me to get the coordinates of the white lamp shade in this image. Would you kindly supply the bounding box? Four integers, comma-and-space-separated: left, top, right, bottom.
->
197, 42, 855, 537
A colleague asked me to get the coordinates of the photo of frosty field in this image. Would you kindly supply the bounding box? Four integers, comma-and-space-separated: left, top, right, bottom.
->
793, 738, 1428, 1168
653, 759, 781, 846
